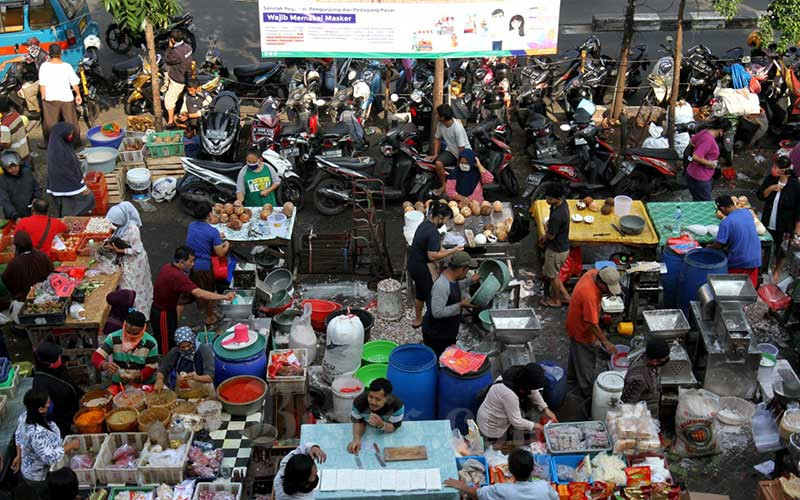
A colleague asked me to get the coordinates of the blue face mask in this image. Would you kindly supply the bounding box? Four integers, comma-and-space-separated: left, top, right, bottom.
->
246, 162, 259, 170
47, 400, 55, 416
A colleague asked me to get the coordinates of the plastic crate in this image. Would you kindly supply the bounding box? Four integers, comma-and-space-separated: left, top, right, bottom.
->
0, 394, 7, 421
85, 171, 108, 194
145, 131, 184, 158
51, 434, 108, 486
456, 456, 490, 487
193, 481, 242, 500
533, 454, 552, 481
0, 366, 19, 399
63, 217, 89, 235
108, 486, 157, 498
18, 297, 70, 326
95, 432, 148, 485
51, 234, 86, 262
267, 348, 308, 394
138, 431, 193, 484
550, 454, 592, 485
0, 357, 9, 383
118, 136, 147, 164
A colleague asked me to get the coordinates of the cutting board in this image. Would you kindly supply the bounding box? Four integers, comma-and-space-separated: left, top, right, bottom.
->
383, 446, 428, 462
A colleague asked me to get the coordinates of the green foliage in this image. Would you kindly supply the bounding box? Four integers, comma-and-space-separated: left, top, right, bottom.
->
759, 0, 800, 53
102, 0, 181, 33
711, 0, 743, 20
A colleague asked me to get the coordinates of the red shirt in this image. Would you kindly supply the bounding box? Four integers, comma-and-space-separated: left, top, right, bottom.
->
152, 263, 199, 311
565, 270, 602, 344
15, 215, 68, 258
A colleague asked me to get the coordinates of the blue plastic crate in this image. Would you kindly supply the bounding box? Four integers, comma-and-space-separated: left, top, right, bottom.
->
533, 454, 552, 481
550, 454, 592, 485
0, 358, 10, 384
455, 456, 490, 487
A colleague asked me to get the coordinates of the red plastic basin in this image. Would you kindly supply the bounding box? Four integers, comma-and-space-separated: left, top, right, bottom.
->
301, 299, 341, 331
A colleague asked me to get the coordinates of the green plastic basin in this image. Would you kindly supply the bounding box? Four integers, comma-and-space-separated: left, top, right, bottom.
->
362, 340, 398, 365
355, 363, 388, 387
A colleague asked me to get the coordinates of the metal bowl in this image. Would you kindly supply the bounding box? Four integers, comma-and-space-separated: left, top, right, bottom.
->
619, 215, 645, 235
264, 268, 292, 293
217, 375, 268, 416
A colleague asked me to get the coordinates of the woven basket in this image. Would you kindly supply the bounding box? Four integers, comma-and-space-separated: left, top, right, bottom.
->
106, 408, 139, 432
137, 407, 172, 432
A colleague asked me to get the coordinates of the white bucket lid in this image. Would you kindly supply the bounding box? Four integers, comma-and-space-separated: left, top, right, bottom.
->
332, 375, 363, 396
597, 371, 625, 392
126, 167, 151, 189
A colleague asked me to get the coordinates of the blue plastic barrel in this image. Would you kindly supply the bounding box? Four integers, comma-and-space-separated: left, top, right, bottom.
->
538, 360, 567, 410
678, 248, 728, 314
387, 344, 437, 421
660, 247, 684, 307
212, 333, 268, 386
437, 360, 493, 433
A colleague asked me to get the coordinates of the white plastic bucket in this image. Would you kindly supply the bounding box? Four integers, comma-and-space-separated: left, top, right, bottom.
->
331, 376, 364, 423
591, 370, 625, 421
126, 167, 152, 201
404, 210, 424, 230
268, 212, 287, 230
614, 195, 632, 217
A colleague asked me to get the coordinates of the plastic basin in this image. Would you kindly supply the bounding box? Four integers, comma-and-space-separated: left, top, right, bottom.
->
301, 299, 341, 331
88, 125, 125, 149
361, 340, 397, 365
471, 274, 501, 309
478, 309, 493, 331
82, 147, 119, 173
477, 259, 511, 291
217, 375, 268, 416
355, 363, 388, 387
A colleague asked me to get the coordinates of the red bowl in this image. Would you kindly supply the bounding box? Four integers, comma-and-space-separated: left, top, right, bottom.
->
301, 299, 341, 331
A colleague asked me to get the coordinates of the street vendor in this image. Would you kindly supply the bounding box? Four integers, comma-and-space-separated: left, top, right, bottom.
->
236, 147, 280, 206
347, 378, 405, 454
422, 251, 477, 357
538, 183, 571, 308
708, 195, 761, 287
445, 449, 558, 500
756, 155, 800, 283
566, 266, 621, 398
31, 342, 83, 436
445, 149, 494, 203
621, 338, 670, 419
154, 326, 214, 396
15, 198, 68, 258
150, 246, 235, 353
91, 310, 159, 388
3, 231, 53, 323
274, 442, 327, 500
476, 363, 556, 443
408, 202, 462, 329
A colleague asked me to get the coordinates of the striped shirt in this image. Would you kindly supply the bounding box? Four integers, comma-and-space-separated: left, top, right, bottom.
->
94, 330, 159, 384
351, 393, 404, 428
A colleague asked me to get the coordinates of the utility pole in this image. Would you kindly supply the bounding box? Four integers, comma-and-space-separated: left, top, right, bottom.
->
611, 0, 636, 121
431, 59, 444, 141
667, 0, 686, 147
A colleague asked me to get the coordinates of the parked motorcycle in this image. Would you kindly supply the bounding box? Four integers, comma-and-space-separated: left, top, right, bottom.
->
467, 118, 518, 196
200, 91, 241, 160
78, 35, 127, 127
177, 149, 303, 215
105, 13, 196, 55
375, 122, 438, 202
200, 39, 289, 99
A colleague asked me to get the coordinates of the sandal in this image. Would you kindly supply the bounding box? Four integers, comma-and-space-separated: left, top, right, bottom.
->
411, 321, 422, 329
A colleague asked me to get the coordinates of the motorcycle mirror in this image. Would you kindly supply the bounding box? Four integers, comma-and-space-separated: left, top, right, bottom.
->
664, 36, 673, 44
559, 123, 572, 132
390, 93, 399, 102
348, 70, 357, 81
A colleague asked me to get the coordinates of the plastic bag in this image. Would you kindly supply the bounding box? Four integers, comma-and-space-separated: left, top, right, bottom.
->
673, 388, 720, 457
289, 303, 317, 362
451, 429, 470, 457
483, 446, 508, 467
69, 453, 93, 469
466, 419, 485, 454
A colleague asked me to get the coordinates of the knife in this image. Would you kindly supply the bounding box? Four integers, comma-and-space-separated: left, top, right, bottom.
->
373, 443, 387, 467
354, 454, 363, 469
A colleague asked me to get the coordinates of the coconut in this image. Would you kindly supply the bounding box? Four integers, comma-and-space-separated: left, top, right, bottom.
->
283, 202, 295, 217
496, 229, 508, 241
448, 200, 458, 209
481, 200, 491, 207
240, 213, 250, 223
213, 203, 224, 214
262, 203, 273, 215
227, 218, 243, 230
209, 214, 220, 224
220, 213, 230, 223
601, 204, 613, 215
468, 200, 481, 216
230, 214, 239, 222
223, 203, 234, 215
260, 209, 270, 220
583, 196, 593, 205
588, 201, 599, 212
480, 205, 492, 216
233, 205, 244, 216
454, 214, 465, 225
460, 206, 472, 217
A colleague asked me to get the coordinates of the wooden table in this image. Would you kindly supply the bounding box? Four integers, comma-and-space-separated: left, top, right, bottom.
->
24, 256, 121, 384
211, 207, 297, 272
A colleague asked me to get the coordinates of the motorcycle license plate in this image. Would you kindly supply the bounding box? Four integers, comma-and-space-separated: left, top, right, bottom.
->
527, 173, 544, 186
574, 137, 587, 146
323, 149, 342, 158
282, 147, 300, 157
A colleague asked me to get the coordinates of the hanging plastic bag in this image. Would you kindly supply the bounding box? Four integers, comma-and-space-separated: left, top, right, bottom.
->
289, 302, 317, 362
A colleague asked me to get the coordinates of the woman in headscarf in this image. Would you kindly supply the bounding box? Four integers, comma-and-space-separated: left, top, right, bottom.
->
45, 122, 95, 217
31, 342, 83, 436
104, 202, 153, 316
445, 149, 494, 203
103, 289, 136, 336
154, 326, 215, 396
3, 230, 53, 323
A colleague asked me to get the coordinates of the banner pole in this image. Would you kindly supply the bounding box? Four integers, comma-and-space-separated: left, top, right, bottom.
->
431, 58, 444, 141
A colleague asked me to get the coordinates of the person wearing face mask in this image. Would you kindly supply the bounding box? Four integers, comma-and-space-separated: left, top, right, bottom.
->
105, 202, 153, 317
45, 122, 95, 216
32, 342, 83, 436
275, 442, 327, 500
757, 155, 800, 283
0, 37, 48, 119
12, 388, 80, 498
154, 326, 215, 396
236, 147, 280, 207
91, 311, 159, 389
407, 202, 462, 329
445, 149, 494, 203
621, 339, 670, 419
150, 246, 235, 353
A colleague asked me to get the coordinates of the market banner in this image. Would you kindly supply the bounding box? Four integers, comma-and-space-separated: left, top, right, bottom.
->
257, 0, 560, 58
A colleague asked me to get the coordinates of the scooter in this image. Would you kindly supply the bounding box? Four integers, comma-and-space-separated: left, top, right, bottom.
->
105, 12, 196, 55
376, 122, 439, 202
200, 38, 289, 98
78, 36, 126, 127
467, 118, 518, 196
200, 91, 241, 160
250, 96, 283, 150
177, 149, 304, 215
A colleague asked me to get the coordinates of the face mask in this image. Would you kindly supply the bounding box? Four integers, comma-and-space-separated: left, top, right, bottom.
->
773, 167, 789, 177
459, 162, 471, 172
301, 476, 319, 493
50, 357, 62, 370
46, 401, 54, 416
247, 162, 259, 170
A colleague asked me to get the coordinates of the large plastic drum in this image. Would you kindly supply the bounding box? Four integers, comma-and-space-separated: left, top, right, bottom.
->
678, 248, 728, 314
660, 247, 684, 308
437, 360, 493, 433
386, 344, 437, 421
538, 360, 567, 410
591, 371, 626, 421
212, 333, 268, 386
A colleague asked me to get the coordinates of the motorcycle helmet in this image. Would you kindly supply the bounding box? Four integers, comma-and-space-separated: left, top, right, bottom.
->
494, 63, 511, 82
473, 67, 487, 83
84, 35, 101, 51
152, 177, 177, 202
0, 151, 21, 171
484, 92, 504, 110
304, 69, 320, 92
573, 108, 592, 126
26, 37, 41, 59
581, 36, 601, 57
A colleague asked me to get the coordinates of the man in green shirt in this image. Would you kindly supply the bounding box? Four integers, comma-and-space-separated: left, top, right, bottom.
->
92, 311, 159, 386
236, 147, 280, 207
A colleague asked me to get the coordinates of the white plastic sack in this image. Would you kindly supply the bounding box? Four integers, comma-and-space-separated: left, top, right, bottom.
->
323, 309, 365, 383
289, 302, 317, 363
673, 388, 720, 457
674, 132, 690, 156
643, 136, 669, 149
674, 102, 694, 124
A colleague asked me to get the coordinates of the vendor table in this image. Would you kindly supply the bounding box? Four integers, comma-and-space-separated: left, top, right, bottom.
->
24, 256, 122, 384
300, 420, 459, 500
439, 202, 521, 260
531, 199, 660, 247
0, 377, 32, 482
212, 206, 297, 271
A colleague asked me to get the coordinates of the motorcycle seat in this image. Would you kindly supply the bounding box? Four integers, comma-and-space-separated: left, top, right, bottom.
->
320, 122, 351, 137
196, 73, 216, 86
534, 156, 579, 165
323, 157, 375, 169
111, 58, 141, 78
628, 147, 679, 160
233, 62, 279, 79
280, 122, 306, 136
185, 159, 242, 175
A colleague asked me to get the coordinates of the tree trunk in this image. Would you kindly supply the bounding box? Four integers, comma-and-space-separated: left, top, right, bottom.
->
668, 0, 686, 147
431, 59, 444, 141
611, 0, 636, 121
145, 21, 163, 131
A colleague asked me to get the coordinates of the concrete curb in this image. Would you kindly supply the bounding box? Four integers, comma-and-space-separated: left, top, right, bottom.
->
558, 10, 764, 34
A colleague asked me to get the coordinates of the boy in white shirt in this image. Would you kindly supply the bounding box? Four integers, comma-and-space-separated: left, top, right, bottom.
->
38, 44, 81, 144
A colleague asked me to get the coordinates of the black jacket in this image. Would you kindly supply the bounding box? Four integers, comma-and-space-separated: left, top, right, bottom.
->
0, 166, 40, 219
32, 368, 84, 436
757, 175, 800, 234
165, 42, 193, 84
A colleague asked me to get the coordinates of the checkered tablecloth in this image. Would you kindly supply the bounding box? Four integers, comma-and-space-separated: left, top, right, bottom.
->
210, 411, 262, 475
646, 201, 774, 246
